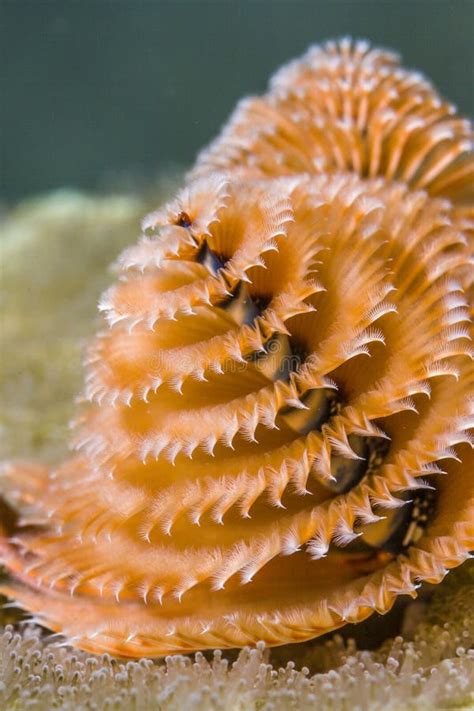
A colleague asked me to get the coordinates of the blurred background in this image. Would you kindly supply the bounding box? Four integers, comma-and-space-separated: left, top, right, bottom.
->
2, 0, 474, 202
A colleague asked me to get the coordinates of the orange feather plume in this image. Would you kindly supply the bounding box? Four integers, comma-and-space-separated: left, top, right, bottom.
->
1, 39, 473, 657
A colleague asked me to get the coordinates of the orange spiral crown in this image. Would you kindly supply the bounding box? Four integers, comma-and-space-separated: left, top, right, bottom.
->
1, 39, 473, 657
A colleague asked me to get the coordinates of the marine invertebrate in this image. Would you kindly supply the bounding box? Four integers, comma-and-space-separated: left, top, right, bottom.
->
1, 194, 473, 711
0, 39, 473, 659
1, 562, 474, 710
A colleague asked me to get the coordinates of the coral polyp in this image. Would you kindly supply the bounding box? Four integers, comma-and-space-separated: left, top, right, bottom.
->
1, 39, 473, 658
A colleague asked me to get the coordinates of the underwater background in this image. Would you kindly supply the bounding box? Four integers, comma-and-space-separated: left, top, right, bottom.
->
3, 0, 474, 202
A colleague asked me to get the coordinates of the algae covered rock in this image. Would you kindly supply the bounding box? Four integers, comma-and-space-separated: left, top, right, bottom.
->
0, 190, 148, 462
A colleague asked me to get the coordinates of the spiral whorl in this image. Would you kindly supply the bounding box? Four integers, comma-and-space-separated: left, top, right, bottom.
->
1, 39, 472, 657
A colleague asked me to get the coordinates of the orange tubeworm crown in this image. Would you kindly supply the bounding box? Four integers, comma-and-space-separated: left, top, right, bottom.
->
1, 39, 473, 658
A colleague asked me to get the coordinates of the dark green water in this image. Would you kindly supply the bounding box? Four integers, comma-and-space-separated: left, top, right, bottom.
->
3, 0, 473, 201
